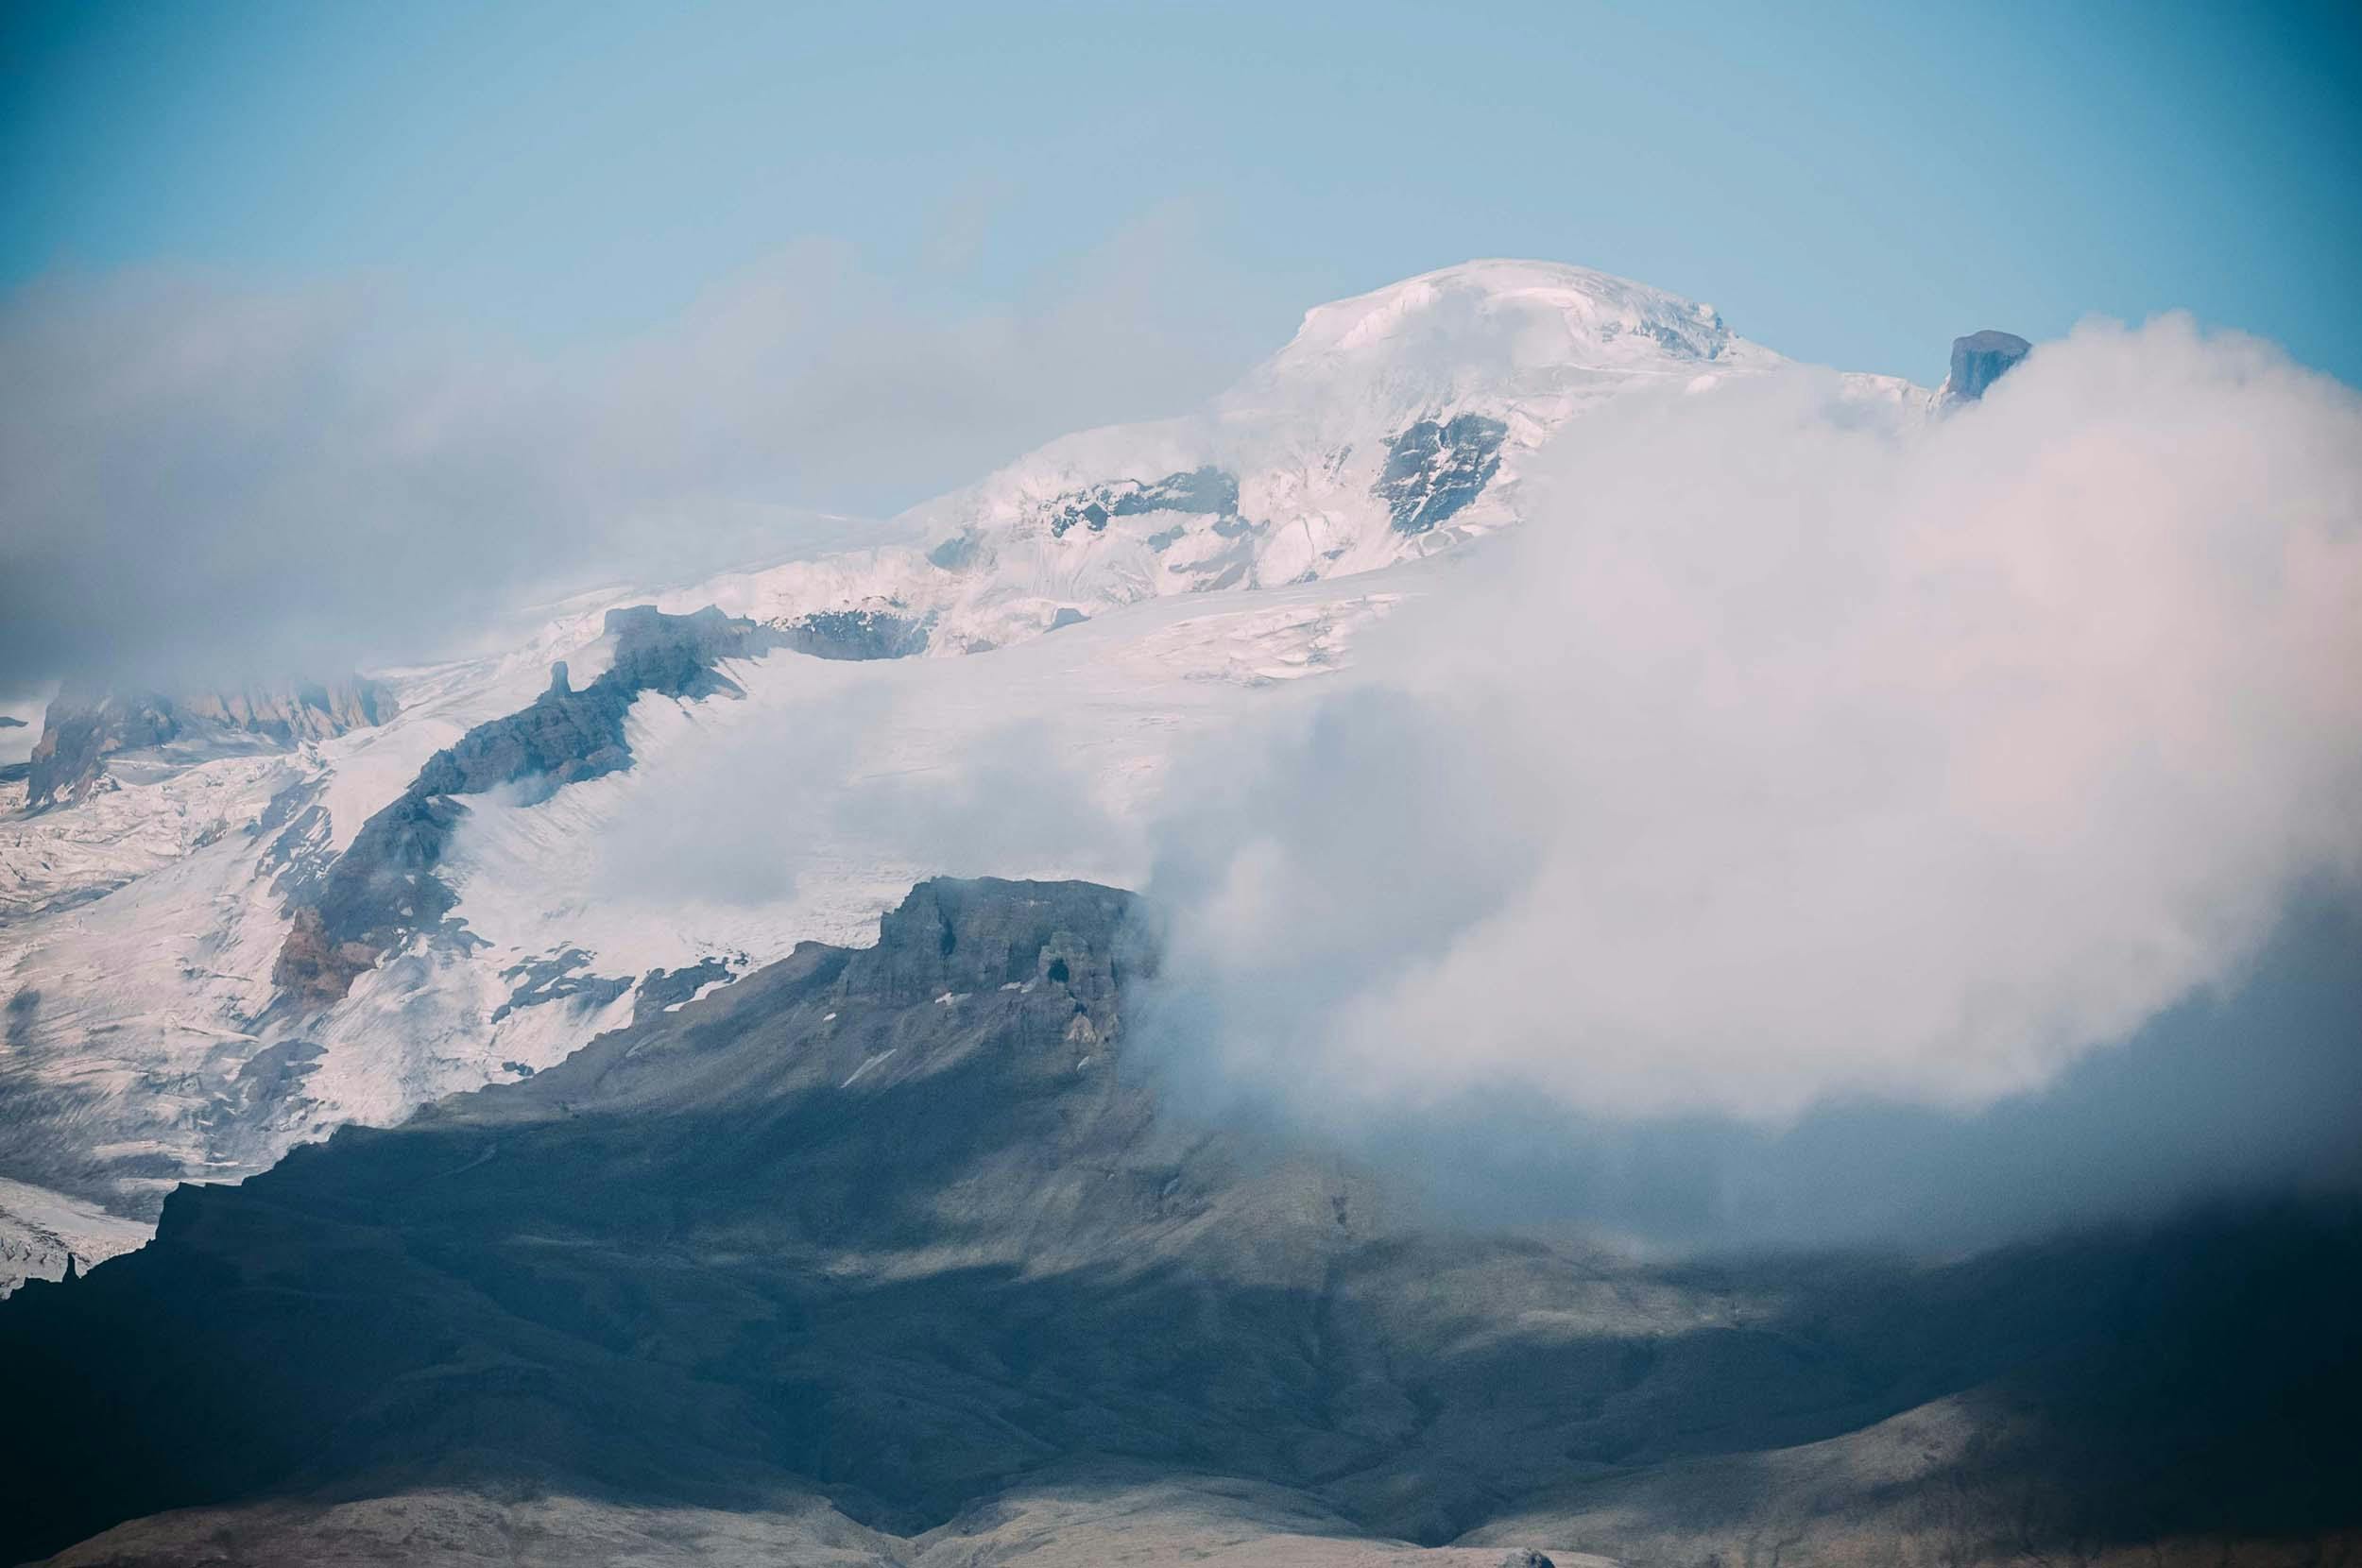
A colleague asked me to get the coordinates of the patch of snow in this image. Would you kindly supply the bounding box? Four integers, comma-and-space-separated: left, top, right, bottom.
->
0, 1176, 152, 1296
840, 1049, 897, 1089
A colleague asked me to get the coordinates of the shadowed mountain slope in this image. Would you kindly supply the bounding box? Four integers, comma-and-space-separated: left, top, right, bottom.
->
4, 878, 2356, 1566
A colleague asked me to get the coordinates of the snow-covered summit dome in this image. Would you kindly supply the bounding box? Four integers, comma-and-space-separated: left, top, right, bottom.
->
1210, 258, 1773, 446
860, 261, 1789, 650
1274, 258, 1735, 369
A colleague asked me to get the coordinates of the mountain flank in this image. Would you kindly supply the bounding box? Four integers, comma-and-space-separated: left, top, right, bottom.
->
5, 878, 2355, 1566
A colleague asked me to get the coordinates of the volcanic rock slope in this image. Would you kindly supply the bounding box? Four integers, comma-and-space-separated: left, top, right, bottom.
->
4, 879, 2355, 1566
1, 259, 1911, 1290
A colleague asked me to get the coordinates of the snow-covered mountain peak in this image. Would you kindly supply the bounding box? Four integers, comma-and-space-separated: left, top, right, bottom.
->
1225, 259, 1761, 426
869, 259, 1793, 655
1269, 258, 1737, 375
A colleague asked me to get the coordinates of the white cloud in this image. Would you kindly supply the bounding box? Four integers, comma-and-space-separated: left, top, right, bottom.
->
0, 209, 1265, 697
580, 686, 1134, 915
1147, 316, 2362, 1124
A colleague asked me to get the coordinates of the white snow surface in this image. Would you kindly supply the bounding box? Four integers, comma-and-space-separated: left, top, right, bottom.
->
0, 260, 1929, 1264
0, 1176, 151, 1296
636, 260, 1844, 656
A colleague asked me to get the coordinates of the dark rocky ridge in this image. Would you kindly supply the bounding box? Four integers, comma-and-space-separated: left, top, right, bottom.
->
1943, 329, 2033, 403
7, 878, 2356, 1564
490, 947, 635, 1025
1376, 414, 1508, 535
24, 678, 395, 809
273, 605, 779, 1006
776, 605, 935, 660
1043, 466, 1243, 539
631, 954, 741, 1018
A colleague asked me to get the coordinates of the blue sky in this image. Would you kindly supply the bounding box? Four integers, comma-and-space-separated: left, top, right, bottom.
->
5, 0, 2358, 387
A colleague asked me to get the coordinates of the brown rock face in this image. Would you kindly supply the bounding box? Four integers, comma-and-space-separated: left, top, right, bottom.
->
270, 906, 391, 1005
174, 678, 398, 745
24, 678, 397, 808
25, 693, 180, 807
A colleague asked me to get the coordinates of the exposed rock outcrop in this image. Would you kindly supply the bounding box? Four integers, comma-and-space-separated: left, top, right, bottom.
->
271, 605, 778, 1006
24, 692, 180, 808
1942, 329, 2032, 404
24, 678, 395, 809
631, 955, 739, 1019
776, 605, 934, 660
175, 680, 396, 745
1375, 414, 1508, 534
1042, 466, 1243, 539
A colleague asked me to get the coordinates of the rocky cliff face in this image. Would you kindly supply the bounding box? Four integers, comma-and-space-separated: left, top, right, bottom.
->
24, 691, 180, 808
6, 878, 2355, 1566
1942, 329, 2033, 404
24, 678, 395, 809
273, 605, 779, 1006
1375, 414, 1510, 535
175, 679, 396, 745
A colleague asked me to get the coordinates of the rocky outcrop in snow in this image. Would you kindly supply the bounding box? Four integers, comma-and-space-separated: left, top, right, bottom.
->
1941, 328, 2033, 403
273, 605, 777, 1006
1375, 413, 1509, 535
25, 678, 395, 809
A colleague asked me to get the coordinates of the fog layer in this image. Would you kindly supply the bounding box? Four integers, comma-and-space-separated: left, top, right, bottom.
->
0, 217, 1260, 698
1147, 319, 2362, 1142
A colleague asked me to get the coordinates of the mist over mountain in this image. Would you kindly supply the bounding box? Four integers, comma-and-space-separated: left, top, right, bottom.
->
1139, 312, 2362, 1121
9, 3, 2360, 1559
3, 257, 2357, 1566
6, 879, 2357, 1566
0, 223, 1273, 700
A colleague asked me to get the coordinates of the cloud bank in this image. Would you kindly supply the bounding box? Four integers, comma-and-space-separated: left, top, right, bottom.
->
1145, 318, 2362, 1141
0, 213, 1264, 699
583, 693, 1135, 915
